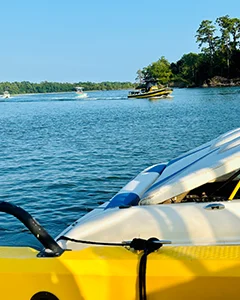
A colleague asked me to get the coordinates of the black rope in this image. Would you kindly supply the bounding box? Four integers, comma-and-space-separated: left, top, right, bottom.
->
58, 235, 128, 246
58, 235, 165, 300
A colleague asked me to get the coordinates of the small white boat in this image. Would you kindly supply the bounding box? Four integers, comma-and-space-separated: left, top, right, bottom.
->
57, 128, 240, 250
75, 86, 88, 98
2, 91, 10, 99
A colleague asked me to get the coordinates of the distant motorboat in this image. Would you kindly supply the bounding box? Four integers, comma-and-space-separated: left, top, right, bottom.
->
128, 85, 173, 99
2, 91, 10, 99
75, 87, 88, 98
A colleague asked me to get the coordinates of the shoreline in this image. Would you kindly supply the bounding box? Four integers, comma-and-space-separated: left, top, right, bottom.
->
5, 89, 132, 97
172, 76, 240, 88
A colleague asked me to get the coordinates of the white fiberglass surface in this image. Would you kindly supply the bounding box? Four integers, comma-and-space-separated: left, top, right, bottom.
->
58, 200, 240, 250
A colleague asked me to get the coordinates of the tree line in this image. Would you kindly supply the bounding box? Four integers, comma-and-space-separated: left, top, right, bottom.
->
136, 15, 240, 87
0, 81, 134, 95
1, 16, 239, 93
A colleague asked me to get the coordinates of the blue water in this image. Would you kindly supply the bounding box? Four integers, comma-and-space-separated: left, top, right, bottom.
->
0, 87, 239, 248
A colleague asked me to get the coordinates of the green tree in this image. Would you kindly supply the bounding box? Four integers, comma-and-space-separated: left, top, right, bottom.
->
196, 20, 217, 56
216, 16, 240, 51
135, 69, 144, 83
216, 15, 240, 77
0, 81, 135, 95
196, 20, 217, 77
216, 15, 232, 77
177, 53, 200, 85
142, 56, 172, 85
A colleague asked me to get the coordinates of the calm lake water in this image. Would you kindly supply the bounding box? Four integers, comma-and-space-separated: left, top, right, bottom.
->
0, 87, 239, 248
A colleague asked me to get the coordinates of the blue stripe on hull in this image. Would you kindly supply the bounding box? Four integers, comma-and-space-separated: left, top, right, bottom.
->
167, 144, 210, 167
106, 164, 166, 209
106, 193, 140, 209
146, 163, 166, 174
144, 148, 218, 195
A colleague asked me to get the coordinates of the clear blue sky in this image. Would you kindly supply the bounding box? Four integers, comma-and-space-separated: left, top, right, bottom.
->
0, 0, 239, 83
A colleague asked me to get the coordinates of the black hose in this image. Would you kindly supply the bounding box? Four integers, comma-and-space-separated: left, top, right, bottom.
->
0, 201, 64, 257
130, 238, 163, 300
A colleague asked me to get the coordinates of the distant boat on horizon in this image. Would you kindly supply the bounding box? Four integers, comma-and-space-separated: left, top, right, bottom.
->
2, 91, 10, 99
75, 87, 88, 98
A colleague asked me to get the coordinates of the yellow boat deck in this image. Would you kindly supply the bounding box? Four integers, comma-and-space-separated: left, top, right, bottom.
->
1, 245, 240, 299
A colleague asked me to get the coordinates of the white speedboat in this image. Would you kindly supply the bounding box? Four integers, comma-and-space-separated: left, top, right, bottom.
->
2, 91, 10, 98
57, 128, 240, 250
75, 86, 88, 98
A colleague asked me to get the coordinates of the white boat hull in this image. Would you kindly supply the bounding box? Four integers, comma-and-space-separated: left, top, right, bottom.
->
58, 200, 240, 250
57, 128, 240, 250
76, 93, 88, 98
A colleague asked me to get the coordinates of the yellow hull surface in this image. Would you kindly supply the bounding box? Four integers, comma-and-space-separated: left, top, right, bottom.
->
128, 88, 173, 99
2, 245, 240, 300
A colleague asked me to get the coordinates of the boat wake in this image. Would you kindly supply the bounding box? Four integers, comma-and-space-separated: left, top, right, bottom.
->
86, 96, 127, 101
0, 93, 128, 103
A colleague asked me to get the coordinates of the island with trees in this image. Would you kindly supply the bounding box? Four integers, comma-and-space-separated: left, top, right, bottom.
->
137, 15, 240, 88
1, 15, 239, 95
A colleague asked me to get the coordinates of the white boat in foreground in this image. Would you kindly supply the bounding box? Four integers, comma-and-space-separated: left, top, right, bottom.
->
1, 128, 240, 299
75, 86, 88, 98
57, 128, 240, 250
